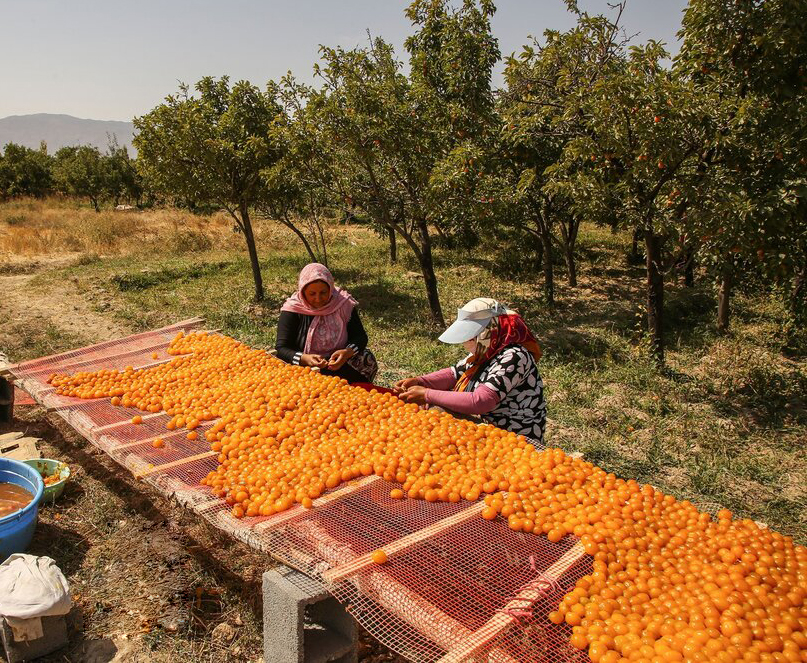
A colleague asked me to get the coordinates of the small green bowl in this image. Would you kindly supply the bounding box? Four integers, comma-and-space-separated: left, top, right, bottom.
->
22, 459, 70, 503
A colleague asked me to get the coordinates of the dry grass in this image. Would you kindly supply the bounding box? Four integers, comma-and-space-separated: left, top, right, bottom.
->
0, 197, 248, 258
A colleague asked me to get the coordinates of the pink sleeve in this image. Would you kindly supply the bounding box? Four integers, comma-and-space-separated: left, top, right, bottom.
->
425, 384, 500, 415
418, 367, 457, 390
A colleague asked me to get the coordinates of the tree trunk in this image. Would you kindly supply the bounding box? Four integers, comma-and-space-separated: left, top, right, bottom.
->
307, 194, 328, 267
791, 263, 806, 321
280, 214, 318, 263
558, 219, 579, 287
790, 238, 806, 322
630, 228, 642, 263
564, 243, 577, 288
318, 226, 328, 267
540, 224, 554, 306
645, 230, 665, 366
240, 203, 264, 302
415, 219, 445, 327
534, 235, 543, 272
433, 223, 449, 242
388, 226, 397, 264
684, 248, 695, 288
717, 264, 732, 333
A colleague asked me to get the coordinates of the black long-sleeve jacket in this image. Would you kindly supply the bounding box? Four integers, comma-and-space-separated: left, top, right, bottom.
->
275, 308, 368, 365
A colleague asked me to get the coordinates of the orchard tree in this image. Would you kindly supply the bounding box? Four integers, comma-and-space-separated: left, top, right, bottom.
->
275, 0, 498, 326
259, 110, 332, 266
547, 13, 712, 365
677, 0, 807, 328
404, 0, 500, 251
134, 77, 283, 301
492, 13, 630, 302
104, 140, 142, 206
52, 145, 107, 210
0, 142, 53, 199
276, 45, 449, 319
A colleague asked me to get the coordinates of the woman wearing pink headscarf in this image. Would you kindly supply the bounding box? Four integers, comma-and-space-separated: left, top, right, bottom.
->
276, 263, 378, 383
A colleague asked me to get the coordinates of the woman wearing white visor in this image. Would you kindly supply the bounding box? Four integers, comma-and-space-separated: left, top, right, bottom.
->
394, 298, 547, 445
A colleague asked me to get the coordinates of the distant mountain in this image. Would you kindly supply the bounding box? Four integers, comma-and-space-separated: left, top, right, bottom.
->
0, 113, 135, 155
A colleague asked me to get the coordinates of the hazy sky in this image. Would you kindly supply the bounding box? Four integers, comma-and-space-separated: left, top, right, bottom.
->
1, 1, 688, 122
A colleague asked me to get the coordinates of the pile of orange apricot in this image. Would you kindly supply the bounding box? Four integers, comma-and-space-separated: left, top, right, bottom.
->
49, 332, 807, 662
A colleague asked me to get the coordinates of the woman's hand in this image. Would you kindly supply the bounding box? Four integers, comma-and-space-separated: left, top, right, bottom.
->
393, 377, 423, 394
399, 385, 428, 405
301, 353, 327, 369
327, 347, 356, 371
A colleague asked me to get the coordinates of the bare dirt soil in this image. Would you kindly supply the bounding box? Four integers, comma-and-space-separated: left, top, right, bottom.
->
0, 254, 127, 353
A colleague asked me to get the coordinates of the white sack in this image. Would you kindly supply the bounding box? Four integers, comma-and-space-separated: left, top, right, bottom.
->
0, 554, 71, 619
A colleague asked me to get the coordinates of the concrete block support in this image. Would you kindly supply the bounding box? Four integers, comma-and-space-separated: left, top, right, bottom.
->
263, 566, 357, 663
0, 616, 68, 663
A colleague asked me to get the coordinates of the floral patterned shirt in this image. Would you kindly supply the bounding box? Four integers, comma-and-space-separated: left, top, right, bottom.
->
453, 344, 546, 444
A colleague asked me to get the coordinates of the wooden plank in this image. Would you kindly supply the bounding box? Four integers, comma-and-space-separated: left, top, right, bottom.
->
47, 396, 106, 412
17, 341, 175, 379
361, 569, 520, 663
253, 476, 382, 531
288, 520, 520, 663
6, 317, 205, 375
95, 411, 165, 432
125, 356, 176, 371
322, 501, 486, 584
110, 417, 220, 450
135, 450, 217, 479
7, 376, 48, 401
17, 328, 217, 381
434, 542, 587, 663
112, 434, 172, 450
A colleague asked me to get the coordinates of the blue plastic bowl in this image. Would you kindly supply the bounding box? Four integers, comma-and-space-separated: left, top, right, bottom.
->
0, 458, 44, 562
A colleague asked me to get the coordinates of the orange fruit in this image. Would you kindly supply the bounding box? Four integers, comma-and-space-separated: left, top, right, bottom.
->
48, 331, 806, 659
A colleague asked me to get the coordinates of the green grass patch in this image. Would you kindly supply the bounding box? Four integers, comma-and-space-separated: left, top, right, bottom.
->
3, 322, 92, 363
112, 261, 233, 291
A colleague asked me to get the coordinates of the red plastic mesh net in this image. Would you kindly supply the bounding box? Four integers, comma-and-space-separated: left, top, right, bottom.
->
10, 319, 594, 662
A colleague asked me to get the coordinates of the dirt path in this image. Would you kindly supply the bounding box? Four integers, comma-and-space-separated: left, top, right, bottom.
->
0, 255, 129, 359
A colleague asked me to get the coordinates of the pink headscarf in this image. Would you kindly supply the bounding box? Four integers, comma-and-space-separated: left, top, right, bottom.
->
280, 263, 357, 356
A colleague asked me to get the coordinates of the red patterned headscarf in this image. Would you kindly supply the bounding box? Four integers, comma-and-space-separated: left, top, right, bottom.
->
454, 310, 542, 393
